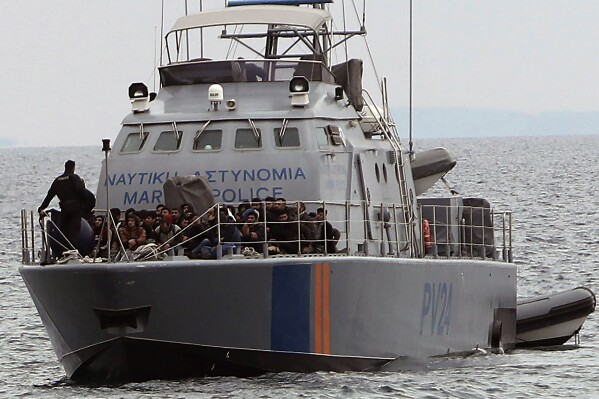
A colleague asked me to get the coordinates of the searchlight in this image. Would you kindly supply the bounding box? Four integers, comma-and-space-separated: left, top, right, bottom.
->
129, 82, 151, 113
289, 76, 310, 107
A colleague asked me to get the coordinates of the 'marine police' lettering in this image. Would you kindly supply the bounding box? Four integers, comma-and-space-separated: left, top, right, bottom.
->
112, 166, 307, 205
122, 186, 286, 205
419, 282, 452, 336
108, 167, 306, 186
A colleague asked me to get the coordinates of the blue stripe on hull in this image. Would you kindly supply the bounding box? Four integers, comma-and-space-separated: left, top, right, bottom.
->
271, 264, 311, 352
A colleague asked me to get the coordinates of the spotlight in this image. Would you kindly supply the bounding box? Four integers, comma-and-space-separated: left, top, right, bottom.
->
290, 76, 310, 93
289, 76, 310, 107
128, 82, 150, 113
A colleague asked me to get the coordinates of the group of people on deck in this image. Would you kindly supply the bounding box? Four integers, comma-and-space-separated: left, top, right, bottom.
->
90, 198, 341, 260
185, 197, 342, 259
90, 204, 192, 258
39, 161, 340, 260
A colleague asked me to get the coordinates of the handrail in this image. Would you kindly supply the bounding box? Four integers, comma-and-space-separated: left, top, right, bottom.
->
20, 199, 514, 265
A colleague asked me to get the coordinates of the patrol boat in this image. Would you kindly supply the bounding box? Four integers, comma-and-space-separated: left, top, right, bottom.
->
19, 0, 518, 382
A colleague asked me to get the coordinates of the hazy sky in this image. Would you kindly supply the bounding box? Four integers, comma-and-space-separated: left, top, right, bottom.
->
1, 0, 598, 146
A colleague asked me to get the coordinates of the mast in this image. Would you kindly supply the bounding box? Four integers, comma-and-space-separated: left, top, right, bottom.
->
409, 0, 414, 158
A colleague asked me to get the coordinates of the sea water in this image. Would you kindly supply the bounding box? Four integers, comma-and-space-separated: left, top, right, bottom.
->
1, 135, 597, 398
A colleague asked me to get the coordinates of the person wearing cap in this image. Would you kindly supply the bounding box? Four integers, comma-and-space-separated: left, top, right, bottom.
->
38, 160, 86, 254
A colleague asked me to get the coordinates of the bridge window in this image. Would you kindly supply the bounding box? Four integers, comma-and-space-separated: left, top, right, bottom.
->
154, 131, 182, 152
235, 128, 262, 149
121, 132, 148, 153
274, 127, 300, 148
193, 129, 222, 151
316, 128, 330, 148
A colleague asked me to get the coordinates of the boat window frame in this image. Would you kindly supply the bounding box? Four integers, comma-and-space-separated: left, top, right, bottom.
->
159, 60, 336, 86
234, 127, 263, 150
273, 126, 301, 149
192, 129, 223, 152
152, 129, 183, 153
316, 127, 331, 149
120, 131, 149, 154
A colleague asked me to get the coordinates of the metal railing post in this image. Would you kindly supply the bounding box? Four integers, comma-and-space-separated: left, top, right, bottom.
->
345, 200, 350, 255
30, 210, 35, 263
216, 204, 222, 260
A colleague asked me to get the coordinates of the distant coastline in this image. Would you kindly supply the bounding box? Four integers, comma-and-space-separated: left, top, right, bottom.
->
0, 138, 16, 147
392, 107, 599, 139
2, 108, 598, 147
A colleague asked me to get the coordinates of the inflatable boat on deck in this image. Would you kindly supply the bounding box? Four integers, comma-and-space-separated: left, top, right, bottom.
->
411, 147, 456, 196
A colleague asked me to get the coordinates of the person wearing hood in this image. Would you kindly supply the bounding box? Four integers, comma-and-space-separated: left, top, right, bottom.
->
240, 209, 265, 253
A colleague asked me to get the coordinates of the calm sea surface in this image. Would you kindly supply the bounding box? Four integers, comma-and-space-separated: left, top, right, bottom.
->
1, 135, 598, 398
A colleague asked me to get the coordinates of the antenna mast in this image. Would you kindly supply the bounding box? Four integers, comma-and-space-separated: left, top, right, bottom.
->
409, 0, 414, 158
185, 0, 190, 58
160, 0, 165, 66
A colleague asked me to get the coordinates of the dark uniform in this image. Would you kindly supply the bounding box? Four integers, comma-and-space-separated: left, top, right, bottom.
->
244, 63, 267, 82
39, 162, 86, 253
238, 59, 267, 82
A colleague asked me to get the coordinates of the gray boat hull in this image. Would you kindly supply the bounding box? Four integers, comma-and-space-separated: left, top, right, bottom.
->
20, 256, 516, 382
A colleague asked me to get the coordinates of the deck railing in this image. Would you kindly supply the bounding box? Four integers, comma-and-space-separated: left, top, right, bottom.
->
21, 198, 513, 264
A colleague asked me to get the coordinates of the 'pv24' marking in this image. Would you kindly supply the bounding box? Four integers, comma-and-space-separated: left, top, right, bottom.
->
419, 282, 453, 336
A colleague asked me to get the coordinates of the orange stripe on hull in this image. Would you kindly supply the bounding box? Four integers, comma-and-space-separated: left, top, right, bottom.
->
323, 262, 331, 355
314, 263, 322, 354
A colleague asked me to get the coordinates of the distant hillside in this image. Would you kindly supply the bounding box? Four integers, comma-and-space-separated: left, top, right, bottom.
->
0, 137, 16, 147
2, 109, 598, 147
391, 108, 599, 139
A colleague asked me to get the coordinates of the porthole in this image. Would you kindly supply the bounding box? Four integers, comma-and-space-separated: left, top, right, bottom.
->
375, 163, 380, 183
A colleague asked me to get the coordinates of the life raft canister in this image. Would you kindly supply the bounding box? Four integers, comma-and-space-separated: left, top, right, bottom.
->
422, 219, 432, 254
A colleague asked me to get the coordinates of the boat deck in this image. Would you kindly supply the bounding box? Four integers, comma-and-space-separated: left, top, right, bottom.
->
21, 198, 513, 265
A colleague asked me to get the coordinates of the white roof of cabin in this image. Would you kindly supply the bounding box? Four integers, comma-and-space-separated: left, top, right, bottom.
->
169, 5, 332, 33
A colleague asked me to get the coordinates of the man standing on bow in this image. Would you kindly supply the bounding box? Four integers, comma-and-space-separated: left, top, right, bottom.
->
38, 160, 86, 253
